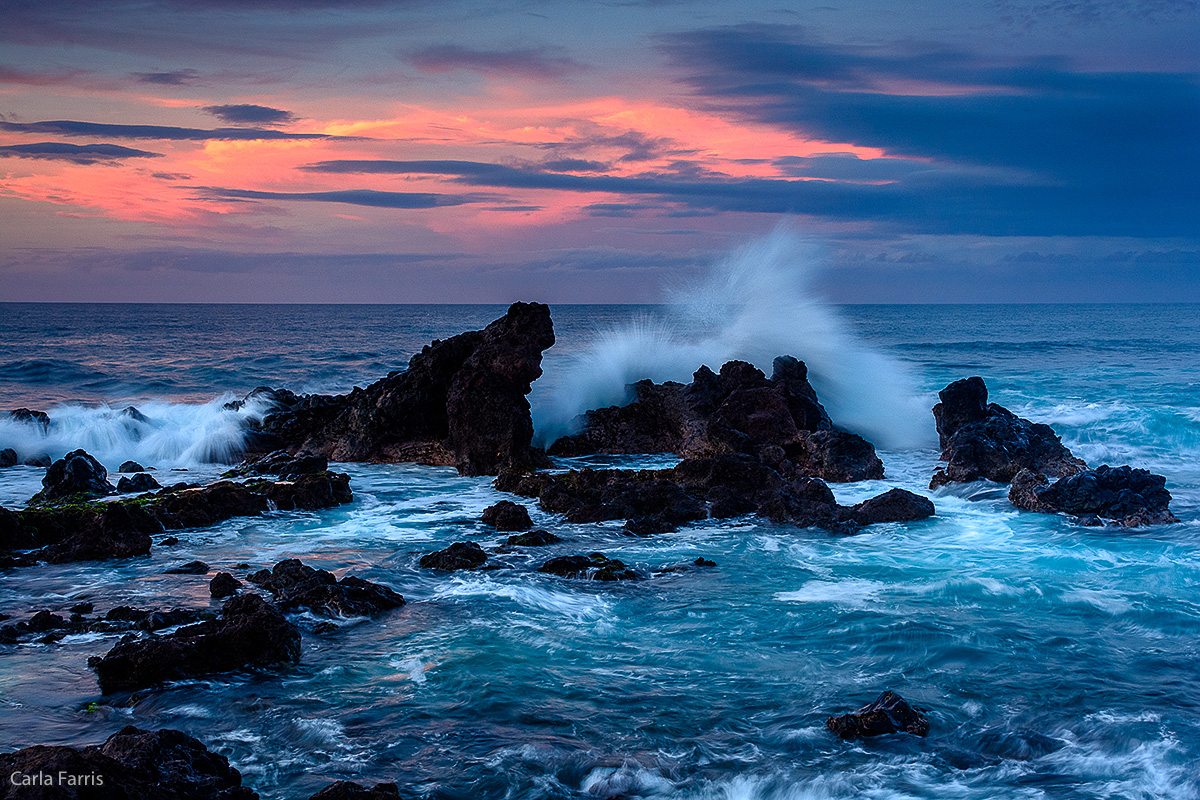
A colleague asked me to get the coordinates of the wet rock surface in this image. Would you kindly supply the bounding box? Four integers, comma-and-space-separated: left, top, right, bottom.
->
419, 541, 487, 571
1010, 464, 1179, 526
117, 472, 161, 493
538, 552, 639, 581
245, 302, 555, 476
826, 691, 930, 740
505, 529, 562, 547
88, 593, 301, 693
210, 572, 242, 598
481, 500, 532, 531
118, 460, 147, 473
307, 781, 403, 800
548, 356, 883, 483
31, 449, 116, 504
0, 726, 258, 800
931, 377, 1085, 488
247, 559, 405, 617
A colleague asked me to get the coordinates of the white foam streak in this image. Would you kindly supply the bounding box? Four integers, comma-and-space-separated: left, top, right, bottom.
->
534, 228, 930, 449
0, 395, 271, 470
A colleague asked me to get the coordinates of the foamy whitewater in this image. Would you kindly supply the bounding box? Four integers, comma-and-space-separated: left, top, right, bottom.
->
1, 238, 1198, 799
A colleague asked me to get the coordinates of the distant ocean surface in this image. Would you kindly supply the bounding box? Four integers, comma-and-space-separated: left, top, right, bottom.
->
1, 301, 1199, 799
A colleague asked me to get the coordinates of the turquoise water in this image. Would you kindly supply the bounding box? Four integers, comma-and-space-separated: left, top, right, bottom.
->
0, 303, 1198, 799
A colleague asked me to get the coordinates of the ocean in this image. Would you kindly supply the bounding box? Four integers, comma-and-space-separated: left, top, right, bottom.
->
1, 300, 1198, 799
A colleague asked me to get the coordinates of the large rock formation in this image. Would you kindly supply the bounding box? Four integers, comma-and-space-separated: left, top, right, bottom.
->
931, 377, 1084, 488
244, 302, 555, 476
88, 593, 300, 693
30, 449, 116, 504
0, 726, 258, 799
246, 559, 406, 617
1010, 465, 1179, 526
549, 357, 883, 483
497, 453, 933, 536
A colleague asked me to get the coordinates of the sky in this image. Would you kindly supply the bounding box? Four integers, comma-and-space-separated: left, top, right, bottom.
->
0, 0, 1197, 303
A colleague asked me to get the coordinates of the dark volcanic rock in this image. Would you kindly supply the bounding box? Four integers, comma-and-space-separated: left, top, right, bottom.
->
308, 781, 403, 800
505, 529, 562, 547
546, 355, 878, 484
931, 377, 1085, 488
0, 448, 16, 468
118, 472, 161, 493
846, 489, 936, 526
119, 460, 147, 473
247, 559, 405, 616
225, 450, 328, 480
164, 560, 208, 575
250, 302, 554, 476
0, 726, 258, 800
24, 454, 52, 468
1010, 464, 1179, 526
538, 552, 639, 581
8, 408, 50, 431
419, 541, 487, 571
88, 593, 300, 693
31, 449, 116, 504
210, 572, 242, 598
826, 691, 930, 740
21, 502, 160, 564
481, 500, 532, 531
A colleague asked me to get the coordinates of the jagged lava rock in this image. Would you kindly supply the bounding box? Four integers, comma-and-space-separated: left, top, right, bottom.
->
538, 552, 639, 581
931, 377, 1084, 488
117, 472, 161, 493
846, 488, 936, 526
247, 559, 405, 616
419, 541, 487, 571
1010, 464, 1178, 526
481, 500, 533, 531
88, 593, 300, 693
826, 691, 930, 740
31, 449, 116, 504
249, 302, 554, 476
18, 502, 159, 563
0, 726, 258, 800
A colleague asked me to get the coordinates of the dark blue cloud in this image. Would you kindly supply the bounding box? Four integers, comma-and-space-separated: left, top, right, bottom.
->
198, 187, 481, 209
131, 69, 201, 85
202, 103, 296, 125
542, 158, 609, 172
0, 119, 340, 141
408, 45, 587, 79
659, 26, 1200, 239
0, 142, 163, 164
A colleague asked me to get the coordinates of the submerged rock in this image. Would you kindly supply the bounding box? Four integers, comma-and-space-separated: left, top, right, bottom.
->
0, 726, 258, 800
247, 559, 405, 617
247, 302, 555, 476
538, 552, 638, 581
308, 781, 403, 800
30, 449, 116, 504
826, 691, 930, 740
930, 377, 1084, 488
117, 472, 161, 493
481, 500, 533, 531
89, 593, 300, 693
1010, 464, 1179, 526
210, 572, 242, 598
420, 541, 487, 571
505, 529, 562, 547
164, 560, 208, 575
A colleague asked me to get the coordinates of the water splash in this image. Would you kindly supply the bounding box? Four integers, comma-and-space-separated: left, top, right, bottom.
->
533, 227, 931, 449
0, 395, 271, 470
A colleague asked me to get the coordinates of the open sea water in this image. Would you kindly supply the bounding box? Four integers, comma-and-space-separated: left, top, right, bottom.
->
0, 301, 1198, 799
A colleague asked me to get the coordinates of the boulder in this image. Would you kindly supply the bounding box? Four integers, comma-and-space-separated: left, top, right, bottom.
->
88, 593, 300, 693
845, 488, 936, 526
247, 559, 405, 616
22, 502, 160, 564
481, 500, 532, 531
538, 552, 638, 581
8, 408, 50, 431
164, 560, 209, 575
930, 378, 1084, 487
30, 449, 116, 504
119, 460, 147, 473
249, 302, 555, 476
118, 472, 161, 493
0, 448, 16, 468
0, 726, 258, 799
419, 542, 487, 571
210, 572, 242, 598
505, 529, 562, 547
225, 450, 328, 480
24, 454, 52, 468
1010, 465, 1178, 526
826, 691, 930, 740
